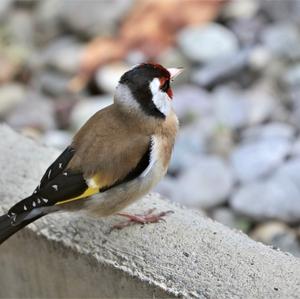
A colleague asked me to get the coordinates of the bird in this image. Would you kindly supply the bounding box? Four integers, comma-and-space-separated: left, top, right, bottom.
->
0, 63, 182, 245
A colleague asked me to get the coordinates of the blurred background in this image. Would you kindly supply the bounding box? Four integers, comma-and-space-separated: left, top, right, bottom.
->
0, 0, 300, 257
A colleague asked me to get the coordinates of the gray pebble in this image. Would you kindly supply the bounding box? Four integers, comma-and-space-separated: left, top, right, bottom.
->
230, 139, 291, 183
172, 85, 212, 121
70, 96, 113, 131
59, 0, 133, 37
0, 84, 26, 117
171, 156, 234, 209
177, 23, 239, 63
6, 92, 56, 131
242, 122, 295, 142
262, 23, 300, 60
231, 174, 300, 223
251, 222, 300, 257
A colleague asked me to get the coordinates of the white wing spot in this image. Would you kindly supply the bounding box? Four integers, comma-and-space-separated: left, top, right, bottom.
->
33, 190, 37, 194
32, 201, 36, 207
37, 198, 41, 204
24, 205, 27, 211
11, 214, 16, 223
48, 169, 52, 179
87, 177, 98, 188
42, 198, 48, 203
59, 163, 62, 169
52, 185, 58, 191
63, 172, 68, 176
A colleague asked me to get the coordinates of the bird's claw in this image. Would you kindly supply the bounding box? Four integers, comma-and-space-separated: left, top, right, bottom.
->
112, 208, 174, 230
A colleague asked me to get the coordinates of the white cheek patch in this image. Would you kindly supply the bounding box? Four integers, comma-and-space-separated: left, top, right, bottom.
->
149, 78, 171, 117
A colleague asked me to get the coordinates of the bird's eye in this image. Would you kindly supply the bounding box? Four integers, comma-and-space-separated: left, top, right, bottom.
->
160, 80, 170, 92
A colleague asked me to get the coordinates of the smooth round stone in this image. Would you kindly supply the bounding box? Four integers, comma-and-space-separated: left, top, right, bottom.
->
0, 84, 26, 116
39, 38, 83, 75
211, 208, 238, 229
34, 0, 62, 42
191, 49, 250, 87
212, 86, 248, 129
207, 124, 234, 157
291, 139, 300, 157
242, 122, 295, 142
262, 0, 300, 23
172, 85, 213, 121
191, 47, 271, 87
168, 127, 206, 174
282, 64, 300, 87
125, 50, 147, 65
262, 23, 300, 59
248, 46, 272, 71
275, 158, 300, 187
211, 207, 251, 232
250, 222, 300, 257
154, 177, 178, 202
221, 0, 259, 19
177, 23, 239, 63
95, 62, 130, 94
7, 9, 34, 47
158, 47, 188, 67
168, 119, 216, 174
38, 71, 71, 97
6, 92, 56, 131
59, 0, 133, 37
231, 174, 300, 223
0, 0, 13, 20
70, 96, 113, 131
245, 81, 275, 125
42, 130, 72, 150
230, 139, 291, 183
172, 156, 234, 209
290, 104, 300, 131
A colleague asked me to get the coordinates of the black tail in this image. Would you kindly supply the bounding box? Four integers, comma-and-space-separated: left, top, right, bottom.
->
0, 213, 43, 245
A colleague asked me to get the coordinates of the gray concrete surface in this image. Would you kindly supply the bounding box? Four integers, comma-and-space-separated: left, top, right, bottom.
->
0, 124, 300, 299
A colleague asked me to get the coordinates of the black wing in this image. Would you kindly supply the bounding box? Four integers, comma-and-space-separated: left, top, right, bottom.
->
37, 146, 76, 190
8, 142, 152, 220
8, 146, 88, 219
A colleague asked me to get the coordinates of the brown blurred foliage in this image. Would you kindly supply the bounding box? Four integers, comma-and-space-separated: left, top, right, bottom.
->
69, 0, 224, 92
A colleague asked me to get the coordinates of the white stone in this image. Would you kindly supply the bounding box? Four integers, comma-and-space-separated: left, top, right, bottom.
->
171, 156, 234, 209
231, 174, 300, 222
95, 62, 130, 94
230, 139, 291, 183
70, 96, 113, 131
0, 84, 25, 117
178, 23, 239, 63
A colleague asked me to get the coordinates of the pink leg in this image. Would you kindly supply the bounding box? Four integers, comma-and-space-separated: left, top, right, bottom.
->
113, 208, 174, 230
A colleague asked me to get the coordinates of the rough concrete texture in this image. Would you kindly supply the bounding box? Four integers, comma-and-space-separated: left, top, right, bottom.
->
0, 124, 300, 298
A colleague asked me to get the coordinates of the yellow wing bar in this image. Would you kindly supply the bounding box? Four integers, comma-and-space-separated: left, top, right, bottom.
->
55, 186, 99, 205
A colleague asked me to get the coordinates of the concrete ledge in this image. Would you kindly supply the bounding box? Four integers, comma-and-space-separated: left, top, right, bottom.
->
0, 125, 300, 298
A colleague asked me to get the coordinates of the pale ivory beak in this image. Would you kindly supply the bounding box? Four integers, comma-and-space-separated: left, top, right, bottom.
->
167, 67, 184, 79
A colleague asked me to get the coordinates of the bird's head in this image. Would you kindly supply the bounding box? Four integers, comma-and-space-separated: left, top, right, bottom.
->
115, 63, 183, 119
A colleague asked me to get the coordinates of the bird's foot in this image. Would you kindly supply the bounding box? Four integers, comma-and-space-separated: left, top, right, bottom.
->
112, 208, 174, 230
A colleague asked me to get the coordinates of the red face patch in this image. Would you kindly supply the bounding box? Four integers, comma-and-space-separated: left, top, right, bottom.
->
159, 77, 173, 99
167, 88, 173, 99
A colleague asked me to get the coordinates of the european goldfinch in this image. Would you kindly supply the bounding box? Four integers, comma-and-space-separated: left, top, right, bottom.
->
0, 63, 182, 244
